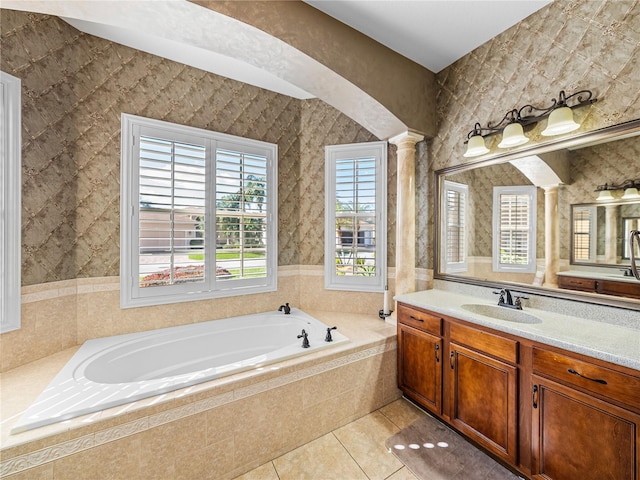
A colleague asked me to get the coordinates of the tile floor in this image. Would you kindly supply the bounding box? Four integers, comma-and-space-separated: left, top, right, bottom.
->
232, 398, 518, 480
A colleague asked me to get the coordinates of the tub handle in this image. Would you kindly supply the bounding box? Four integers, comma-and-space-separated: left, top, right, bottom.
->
297, 329, 310, 348
325, 326, 338, 342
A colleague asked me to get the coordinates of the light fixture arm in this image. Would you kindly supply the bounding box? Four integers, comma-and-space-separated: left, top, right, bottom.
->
464, 89, 597, 142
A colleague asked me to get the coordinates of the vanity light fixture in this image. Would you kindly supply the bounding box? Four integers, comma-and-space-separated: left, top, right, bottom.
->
463, 89, 597, 158
595, 179, 640, 202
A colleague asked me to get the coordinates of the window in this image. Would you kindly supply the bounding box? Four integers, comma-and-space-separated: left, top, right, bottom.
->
493, 186, 536, 273
1, 71, 21, 333
324, 141, 387, 292
572, 205, 596, 262
442, 180, 468, 273
121, 114, 277, 308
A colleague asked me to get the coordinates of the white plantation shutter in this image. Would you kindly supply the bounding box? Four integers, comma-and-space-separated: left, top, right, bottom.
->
138, 135, 207, 287
215, 146, 269, 282
493, 186, 536, 273
121, 114, 277, 308
0, 71, 21, 333
325, 142, 387, 292
443, 181, 468, 273
572, 206, 596, 262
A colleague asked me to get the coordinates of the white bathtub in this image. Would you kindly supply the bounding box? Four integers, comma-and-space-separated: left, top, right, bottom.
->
12, 309, 348, 433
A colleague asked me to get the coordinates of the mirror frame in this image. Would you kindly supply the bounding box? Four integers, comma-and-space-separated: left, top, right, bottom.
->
434, 118, 640, 311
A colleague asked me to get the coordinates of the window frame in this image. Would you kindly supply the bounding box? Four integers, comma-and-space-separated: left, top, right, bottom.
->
1, 71, 21, 333
324, 141, 387, 292
492, 185, 537, 274
121, 114, 277, 308
442, 180, 469, 274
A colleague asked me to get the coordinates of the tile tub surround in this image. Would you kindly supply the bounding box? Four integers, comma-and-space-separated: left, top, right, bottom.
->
0, 266, 404, 372
396, 284, 640, 370
0, 311, 400, 479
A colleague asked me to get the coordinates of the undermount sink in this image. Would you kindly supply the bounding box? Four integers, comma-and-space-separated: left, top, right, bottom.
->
460, 304, 542, 324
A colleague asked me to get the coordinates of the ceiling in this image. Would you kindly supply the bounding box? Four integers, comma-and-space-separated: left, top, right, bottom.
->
304, 0, 551, 73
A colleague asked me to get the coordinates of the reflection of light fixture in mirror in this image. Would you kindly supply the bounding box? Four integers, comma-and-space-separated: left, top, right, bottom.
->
596, 189, 615, 202
463, 123, 490, 157
622, 187, 640, 200
463, 89, 596, 156
595, 179, 640, 201
498, 122, 529, 148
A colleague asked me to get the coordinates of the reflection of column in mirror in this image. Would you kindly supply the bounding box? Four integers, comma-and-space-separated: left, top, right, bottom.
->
605, 205, 617, 264
543, 185, 559, 288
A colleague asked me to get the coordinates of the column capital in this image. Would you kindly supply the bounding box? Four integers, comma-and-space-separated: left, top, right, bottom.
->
388, 130, 424, 146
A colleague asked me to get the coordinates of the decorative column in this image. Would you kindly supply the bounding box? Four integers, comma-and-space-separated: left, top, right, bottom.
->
605, 204, 618, 264
389, 131, 424, 299
543, 185, 560, 287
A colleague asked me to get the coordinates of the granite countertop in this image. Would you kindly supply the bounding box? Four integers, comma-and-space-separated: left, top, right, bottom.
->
395, 289, 640, 371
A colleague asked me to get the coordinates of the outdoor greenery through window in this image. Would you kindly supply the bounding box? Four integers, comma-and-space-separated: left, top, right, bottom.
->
492, 186, 536, 273
325, 142, 387, 292
121, 114, 277, 308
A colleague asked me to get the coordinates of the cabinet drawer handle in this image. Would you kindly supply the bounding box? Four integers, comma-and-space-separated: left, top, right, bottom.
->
409, 315, 424, 322
567, 368, 608, 385
449, 351, 455, 369
532, 385, 538, 409
435, 344, 440, 362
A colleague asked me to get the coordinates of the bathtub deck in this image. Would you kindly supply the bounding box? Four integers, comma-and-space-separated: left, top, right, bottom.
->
0, 311, 397, 476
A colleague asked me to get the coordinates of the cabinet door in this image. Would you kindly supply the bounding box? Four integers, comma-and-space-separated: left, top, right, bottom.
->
531, 375, 640, 480
398, 323, 442, 414
449, 343, 518, 464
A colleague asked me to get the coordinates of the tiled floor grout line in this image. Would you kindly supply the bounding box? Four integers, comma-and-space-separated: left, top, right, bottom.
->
330, 430, 373, 480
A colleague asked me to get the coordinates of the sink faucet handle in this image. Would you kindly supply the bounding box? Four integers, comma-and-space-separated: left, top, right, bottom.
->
513, 295, 529, 309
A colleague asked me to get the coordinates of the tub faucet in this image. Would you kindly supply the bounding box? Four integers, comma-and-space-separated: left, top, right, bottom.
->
297, 329, 310, 348
325, 326, 337, 342
278, 303, 291, 314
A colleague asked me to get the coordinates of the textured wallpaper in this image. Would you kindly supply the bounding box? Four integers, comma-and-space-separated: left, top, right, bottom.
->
0, 10, 389, 286
427, 0, 640, 269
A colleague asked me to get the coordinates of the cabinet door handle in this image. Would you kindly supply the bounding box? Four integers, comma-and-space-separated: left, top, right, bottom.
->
449, 351, 455, 369
532, 385, 538, 409
568, 368, 608, 385
435, 344, 440, 362
409, 315, 424, 322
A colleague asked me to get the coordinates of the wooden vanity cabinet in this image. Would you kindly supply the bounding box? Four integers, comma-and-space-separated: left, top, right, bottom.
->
397, 301, 640, 480
449, 324, 519, 465
397, 305, 443, 415
531, 348, 640, 480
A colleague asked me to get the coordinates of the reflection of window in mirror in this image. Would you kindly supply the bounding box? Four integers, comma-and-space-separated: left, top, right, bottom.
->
573, 206, 597, 262
492, 186, 536, 273
443, 180, 468, 273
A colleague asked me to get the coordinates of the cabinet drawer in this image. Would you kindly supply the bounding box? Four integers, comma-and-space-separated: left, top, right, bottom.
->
450, 323, 518, 364
533, 347, 640, 409
397, 304, 442, 336
557, 275, 596, 292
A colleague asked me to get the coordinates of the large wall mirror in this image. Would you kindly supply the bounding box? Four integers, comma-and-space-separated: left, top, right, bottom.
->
434, 118, 640, 311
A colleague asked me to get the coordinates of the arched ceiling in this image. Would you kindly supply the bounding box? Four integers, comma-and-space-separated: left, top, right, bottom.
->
4, 0, 436, 139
